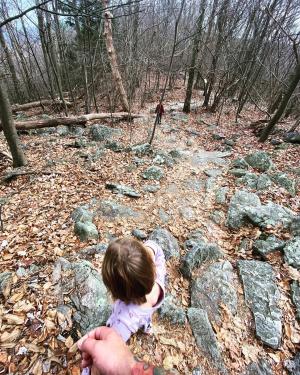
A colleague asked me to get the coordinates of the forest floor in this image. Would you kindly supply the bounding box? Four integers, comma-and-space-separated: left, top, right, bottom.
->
0, 92, 299, 374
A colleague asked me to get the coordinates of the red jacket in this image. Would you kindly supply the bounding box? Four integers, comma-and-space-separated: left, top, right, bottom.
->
155, 103, 165, 116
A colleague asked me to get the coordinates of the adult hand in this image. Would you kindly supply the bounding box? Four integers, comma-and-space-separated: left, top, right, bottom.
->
77, 326, 136, 375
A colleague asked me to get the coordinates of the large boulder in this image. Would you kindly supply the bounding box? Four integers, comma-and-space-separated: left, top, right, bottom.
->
71, 206, 94, 223
247, 202, 294, 229
230, 158, 249, 170
74, 222, 99, 242
253, 235, 286, 258
237, 260, 282, 349
188, 308, 227, 374
148, 228, 180, 260
191, 261, 237, 325
52, 258, 111, 334
284, 132, 300, 144
283, 237, 300, 269
90, 124, 121, 142
158, 295, 186, 325
226, 190, 261, 229
237, 173, 272, 191
141, 166, 164, 181
291, 281, 300, 320
245, 152, 273, 172
130, 143, 152, 156
180, 237, 224, 278
291, 216, 300, 236
244, 359, 274, 375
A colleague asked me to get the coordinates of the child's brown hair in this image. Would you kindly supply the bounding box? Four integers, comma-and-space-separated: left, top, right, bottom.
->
102, 238, 155, 305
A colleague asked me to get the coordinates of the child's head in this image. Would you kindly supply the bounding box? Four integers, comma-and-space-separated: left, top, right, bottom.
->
102, 238, 155, 305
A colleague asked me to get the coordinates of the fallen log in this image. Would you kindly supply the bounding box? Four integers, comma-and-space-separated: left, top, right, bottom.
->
0, 112, 146, 131
11, 99, 73, 112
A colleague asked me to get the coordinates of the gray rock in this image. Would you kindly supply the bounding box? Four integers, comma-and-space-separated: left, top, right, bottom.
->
16, 267, 27, 277
132, 229, 147, 240
71, 126, 86, 137
210, 210, 225, 224
284, 132, 300, 144
204, 169, 222, 177
0, 272, 13, 297
291, 217, 300, 236
256, 174, 273, 190
245, 359, 274, 375
74, 222, 99, 242
79, 243, 108, 258
229, 168, 248, 177
291, 281, 300, 320
237, 260, 282, 349
97, 200, 140, 218
284, 353, 300, 374
245, 152, 273, 172
105, 141, 124, 152
153, 151, 174, 167
188, 229, 203, 241
181, 239, 224, 279
74, 138, 88, 148
191, 150, 231, 167
141, 166, 164, 181
212, 133, 225, 140
105, 183, 141, 198
191, 261, 237, 324
224, 139, 235, 146
149, 228, 180, 260
71, 206, 94, 223
284, 237, 300, 269
179, 206, 195, 221
169, 149, 183, 159
270, 172, 296, 196
253, 235, 285, 258
230, 158, 249, 169
226, 190, 261, 229
247, 202, 295, 229
237, 173, 272, 191
158, 295, 186, 325
133, 157, 145, 166
142, 184, 160, 193
171, 112, 189, 122
215, 187, 228, 204
205, 177, 217, 192
158, 209, 170, 223
184, 177, 203, 192
131, 143, 152, 156
57, 125, 70, 136
90, 124, 121, 142
52, 258, 111, 334
186, 139, 193, 146
188, 308, 227, 374
192, 368, 203, 375
239, 238, 251, 252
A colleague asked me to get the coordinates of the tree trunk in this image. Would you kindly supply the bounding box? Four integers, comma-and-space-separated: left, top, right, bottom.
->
0, 81, 26, 167
12, 99, 72, 112
102, 0, 129, 112
259, 62, 300, 142
183, 0, 206, 113
0, 112, 145, 131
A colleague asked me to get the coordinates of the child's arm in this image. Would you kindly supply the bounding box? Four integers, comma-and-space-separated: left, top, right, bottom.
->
144, 240, 166, 287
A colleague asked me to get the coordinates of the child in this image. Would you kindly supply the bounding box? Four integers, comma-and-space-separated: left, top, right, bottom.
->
155, 102, 165, 124
81, 237, 166, 374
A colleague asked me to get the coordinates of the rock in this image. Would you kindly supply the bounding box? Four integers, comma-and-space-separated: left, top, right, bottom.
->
245, 359, 274, 375
131, 143, 152, 156
247, 202, 294, 229
188, 229, 203, 241
256, 174, 273, 190
71, 206, 94, 223
57, 125, 70, 136
184, 177, 203, 192
253, 235, 285, 258
171, 112, 189, 122
224, 139, 235, 146
71, 126, 86, 137
237, 172, 258, 188
79, 243, 107, 258
169, 149, 183, 159
270, 139, 282, 146
149, 228, 180, 260
284, 132, 300, 144
237, 260, 282, 349
291, 281, 300, 320
239, 238, 251, 252
97, 200, 140, 218
191, 150, 231, 167
158, 209, 170, 223
205, 177, 217, 192
210, 210, 225, 224
158, 295, 186, 325
270, 172, 296, 196
192, 368, 203, 375
245, 152, 273, 172
105, 141, 124, 152
191, 261, 237, 324
53, 258, 111, 334
181, 239, 224, 279
74, 138, 88, 148
291, 217, 300, 236
179, 206, 195, 221
90, 124, 121, 142
204, 169, 222, 177
133, 157, 145, 166
186, 139, 193, 146
0, 272, 13, 297
215, 187, 228, 204
105, 183, 141, 198
142, 184, 160, 193
188, 308, 227, 374
275, 143, 289, 150
74, 222, 99, 242
284, 237, 300, 269
284, 352, 300, 374
212, 133, 225, 140
230, 158, 249, 169
153, 151, 174, 167
226, 190, 261, 229
141, 166, 164, 181
16, 267, 27, 277
132, 229, 147, 240
229, 168, 248, 177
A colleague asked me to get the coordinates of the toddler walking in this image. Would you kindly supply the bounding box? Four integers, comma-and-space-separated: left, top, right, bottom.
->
81, 237, 166, 374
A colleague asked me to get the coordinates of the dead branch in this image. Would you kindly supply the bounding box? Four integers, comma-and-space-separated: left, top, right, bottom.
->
1, 169, 63, 183
11, 99, 73, 112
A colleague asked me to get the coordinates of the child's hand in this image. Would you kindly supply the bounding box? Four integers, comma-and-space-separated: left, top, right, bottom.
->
77, 326, 136, 375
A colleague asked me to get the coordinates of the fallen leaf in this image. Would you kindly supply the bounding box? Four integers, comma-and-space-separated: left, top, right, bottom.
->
4, 313, 25, 325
